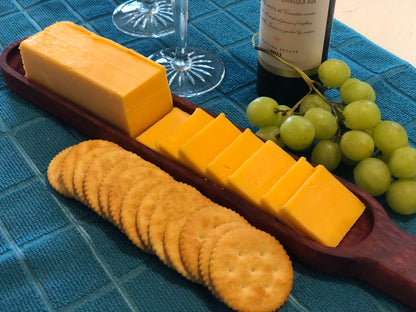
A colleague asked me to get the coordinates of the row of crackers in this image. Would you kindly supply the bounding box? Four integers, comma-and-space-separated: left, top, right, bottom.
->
47, 140, 293, 312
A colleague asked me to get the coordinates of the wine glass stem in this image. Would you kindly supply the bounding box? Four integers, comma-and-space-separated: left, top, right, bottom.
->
173, 0, 189, 65
143, 0, 156, 9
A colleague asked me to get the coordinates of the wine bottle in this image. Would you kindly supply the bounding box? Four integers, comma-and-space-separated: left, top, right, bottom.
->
256, 0, 336, 107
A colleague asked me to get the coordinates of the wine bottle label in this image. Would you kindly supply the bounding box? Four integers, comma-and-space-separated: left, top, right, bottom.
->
258, 0, 331, 78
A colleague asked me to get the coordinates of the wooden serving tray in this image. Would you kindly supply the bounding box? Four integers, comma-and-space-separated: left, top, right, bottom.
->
2, 38, 416, 308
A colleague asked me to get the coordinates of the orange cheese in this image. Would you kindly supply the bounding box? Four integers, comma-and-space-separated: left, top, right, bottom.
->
228, 140, 296, 206
19, 21, 172, 137
157, 108, 214, 160
205, 129, 263, 186
178, 113, 241, 175
136, 107, 190, 151
261, 157, 314, 218
279, 165, 365, 247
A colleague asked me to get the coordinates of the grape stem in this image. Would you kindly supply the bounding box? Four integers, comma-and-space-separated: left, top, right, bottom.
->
252, 33, 338, 116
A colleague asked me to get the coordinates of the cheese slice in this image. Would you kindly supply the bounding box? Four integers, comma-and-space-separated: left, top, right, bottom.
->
279, 165, 365, 247
261, 157, 314, 218
19, 21, 172, 137
178, 113, 241, 175
228, 140, 296, 206
157, 108, 214, 160
136, 107, 190, 151
205, 129, 263, 186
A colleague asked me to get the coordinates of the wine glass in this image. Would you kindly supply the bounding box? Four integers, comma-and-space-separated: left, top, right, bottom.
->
112, 0, 174, 37
148, 0, 225, 97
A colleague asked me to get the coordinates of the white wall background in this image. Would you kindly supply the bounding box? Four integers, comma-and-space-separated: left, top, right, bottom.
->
335, 0, 416, 67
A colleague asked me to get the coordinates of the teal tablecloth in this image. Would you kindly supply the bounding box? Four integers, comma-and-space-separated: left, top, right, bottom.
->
1, 0, 416, 311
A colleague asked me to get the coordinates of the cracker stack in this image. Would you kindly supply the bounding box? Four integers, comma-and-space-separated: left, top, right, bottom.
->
47, 140, 293, 312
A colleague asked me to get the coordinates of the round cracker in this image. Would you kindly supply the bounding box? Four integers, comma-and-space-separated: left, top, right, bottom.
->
119, 174, 172, 252
82, 149, 132, 215
61, 140, 119, 198
163, 219, 197, 281
72, 146, 119, 205
98, 155, 157, 223
209, 228, 293, 312
136, 180, 180, 251
147, 183, 212, 270
47, 146, 74, 197
199, 221, 249, 290
179, 206, 247, 283
108, 162, 169, 228
98, 160, 128, 221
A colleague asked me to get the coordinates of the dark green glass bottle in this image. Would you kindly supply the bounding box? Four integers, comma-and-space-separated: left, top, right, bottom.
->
256, 0, 336, 107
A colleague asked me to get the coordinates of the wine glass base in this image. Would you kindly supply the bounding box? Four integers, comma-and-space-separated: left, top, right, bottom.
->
149, 47, 225, 97
112, 0, 174, 38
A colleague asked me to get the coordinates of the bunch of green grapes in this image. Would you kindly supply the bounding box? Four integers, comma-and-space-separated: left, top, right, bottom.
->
246, 58, 416, 215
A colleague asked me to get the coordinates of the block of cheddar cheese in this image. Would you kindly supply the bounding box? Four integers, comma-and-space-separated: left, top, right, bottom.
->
261, 157, 314, 218
19, 21, 172, 137
157, 108, 214, 160
136, 107, 190, 151
279, 165, 365, 247
205, 129, 263, 187
228, 140, 296, 206
178, 113, 241, 175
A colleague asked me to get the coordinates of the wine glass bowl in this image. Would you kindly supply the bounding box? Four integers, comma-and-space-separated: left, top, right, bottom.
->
149, 0, 225, 97
112, 0, 174, 38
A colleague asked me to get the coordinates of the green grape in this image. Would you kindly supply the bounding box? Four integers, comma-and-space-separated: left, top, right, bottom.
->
343, 100, 381, 130
274, 105, 292, 127
298, 94, 331, 114
372, 120, 408, 153
280, 116, 315, 151
340, 130, 374, 161
376, 150, 392, 164
246, 97, 279, 127
353, 157, 391, 196
341, 153, 359, 166
386, 179, 416, 215
339, 78, 376, 104
388, 146, 416, 179
256, 126, 285, 148
318, 58, 351, 88
311, 140, 342, 172
363, 127, 375, 137
304, 107, 338, 140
